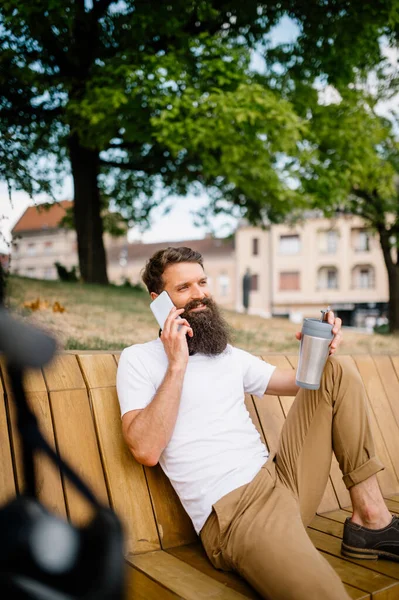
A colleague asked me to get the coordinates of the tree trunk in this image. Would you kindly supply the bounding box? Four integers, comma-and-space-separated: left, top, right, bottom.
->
379, 228, 399, 333
68, 134, 108, 284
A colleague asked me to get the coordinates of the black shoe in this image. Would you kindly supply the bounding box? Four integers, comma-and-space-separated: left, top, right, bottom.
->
341, 515, 399, 561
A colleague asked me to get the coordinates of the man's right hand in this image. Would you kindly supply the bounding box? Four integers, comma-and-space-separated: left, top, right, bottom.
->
161, 307, 193, 368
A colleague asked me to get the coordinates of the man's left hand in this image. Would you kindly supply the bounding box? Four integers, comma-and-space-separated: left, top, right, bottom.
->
295, 311, 343, 355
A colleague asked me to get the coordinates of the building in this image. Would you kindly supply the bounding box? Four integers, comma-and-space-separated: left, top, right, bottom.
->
235, 215, 388, 327
108, 214, 388, 327
9, 202, 389, 326
10, 201, 126, 281
107, 235, 236, 308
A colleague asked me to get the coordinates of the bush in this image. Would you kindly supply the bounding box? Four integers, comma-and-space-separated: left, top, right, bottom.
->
374, 323, 390, 335
120, 277, 144, 292
54, 262, 79, 282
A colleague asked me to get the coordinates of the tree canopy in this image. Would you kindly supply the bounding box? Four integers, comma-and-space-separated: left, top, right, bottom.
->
1, 0, 399, 284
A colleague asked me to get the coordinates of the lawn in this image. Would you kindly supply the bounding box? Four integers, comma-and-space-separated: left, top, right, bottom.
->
5, 275, 399, 356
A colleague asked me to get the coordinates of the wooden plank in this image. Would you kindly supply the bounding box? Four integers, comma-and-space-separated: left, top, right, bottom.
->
373, 356, 399, 430
168, 543, 262, 599
308, 528, 399, 585
43, 354, 86, 391
126, 562, 182, 600
252, 393, 284, 457
113, 353, 121, 364
352, 356, 399, 496
90, 386, 160, 555
343, 585, 370, 600
0, 356, 47, 393
317, 548, 399, 597
145, 463, 197, 550
0, 365, 16, 505
1, 360, 66, 516
78, 354, 118, 388
384, 499, 399, 515
245, 393, 266, 446
50, 388, 109, 524
8, 391, 67, 517
391, 356, 399, 381
309, 516, 399, 580
129, 551, 251, 599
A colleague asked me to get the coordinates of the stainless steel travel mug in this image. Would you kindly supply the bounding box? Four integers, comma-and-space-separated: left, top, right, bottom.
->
296, 318, 334, 390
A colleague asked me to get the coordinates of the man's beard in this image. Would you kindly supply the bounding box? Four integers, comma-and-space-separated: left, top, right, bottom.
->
180, 297, 232, 356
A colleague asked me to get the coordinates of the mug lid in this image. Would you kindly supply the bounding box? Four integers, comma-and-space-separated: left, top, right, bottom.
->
302, 318, 333, 340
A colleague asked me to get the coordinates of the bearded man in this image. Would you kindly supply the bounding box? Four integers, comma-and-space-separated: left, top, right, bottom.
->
116, 247, 399, 600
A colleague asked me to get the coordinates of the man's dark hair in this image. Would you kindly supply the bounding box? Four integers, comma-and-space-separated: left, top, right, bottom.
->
141, 247, 203, 294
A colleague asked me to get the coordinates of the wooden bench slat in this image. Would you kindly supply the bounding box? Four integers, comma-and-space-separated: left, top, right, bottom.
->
129, 551, 251, 599
352, 356, 399, 496
373, 356, 399, 431
43, 354, 86, 391
0, 357, 47, 393
0, 370, 16, 505
244, 393, 266, 446
10, 391, 67, 517
310, 530, 399, 596
391, 356, 399, 381
126, 562, 182, 600
167, 543, 262, 599
144, 464, 197, 550
317, 548, 399, 596
78, 354, 118, 388
49, 388, 109, 524
90, 387, 161, 555
0, 360, 67, 516
343, 585, 370, 599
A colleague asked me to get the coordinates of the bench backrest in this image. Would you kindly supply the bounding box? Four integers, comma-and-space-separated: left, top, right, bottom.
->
1, 353, 398, 558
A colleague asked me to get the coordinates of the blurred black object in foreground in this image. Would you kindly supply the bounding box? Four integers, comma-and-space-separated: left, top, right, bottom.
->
0, 263, 126, 599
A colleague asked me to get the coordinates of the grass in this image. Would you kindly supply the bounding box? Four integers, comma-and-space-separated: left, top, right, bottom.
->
4, 275, 399, 355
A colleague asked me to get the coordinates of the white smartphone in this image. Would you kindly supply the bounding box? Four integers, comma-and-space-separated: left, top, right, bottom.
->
150, 290, 180, 330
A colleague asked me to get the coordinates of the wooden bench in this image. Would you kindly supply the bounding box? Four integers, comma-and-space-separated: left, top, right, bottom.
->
1, 352, 399, 599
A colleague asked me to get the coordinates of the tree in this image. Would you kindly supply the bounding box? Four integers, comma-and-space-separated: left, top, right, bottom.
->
293, 88, 399, 332
1, 1, 397, 283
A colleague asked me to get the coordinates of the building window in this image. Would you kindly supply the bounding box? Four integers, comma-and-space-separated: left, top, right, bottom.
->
352, 229, 371, 252
44, 267, 53, 280
218, 273, 230, 297
279, 234, 300, 255
251, 274, 259, 291
317, 266, 338, 289
27, 243, 36, 256
279, 272, 300, 291
318, 230, 338, 254
252, 238, 259, 256
44, 241, 53, 254
352, 265, 375, 289
26, 267, 36, 278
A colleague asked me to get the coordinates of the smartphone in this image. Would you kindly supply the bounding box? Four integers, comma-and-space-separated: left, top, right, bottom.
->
150, 291, 180, 330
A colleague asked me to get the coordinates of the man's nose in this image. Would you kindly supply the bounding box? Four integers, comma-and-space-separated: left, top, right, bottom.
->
191, 285, 206, 300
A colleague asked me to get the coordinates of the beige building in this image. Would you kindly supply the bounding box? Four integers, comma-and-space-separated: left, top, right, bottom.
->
10, 202, 389, 327
10, 201, 126, 280
235, 215, 388, 327
107, 236, 236, 308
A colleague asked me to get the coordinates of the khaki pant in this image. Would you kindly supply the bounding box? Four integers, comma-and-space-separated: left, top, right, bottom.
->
200, 356, 384, 600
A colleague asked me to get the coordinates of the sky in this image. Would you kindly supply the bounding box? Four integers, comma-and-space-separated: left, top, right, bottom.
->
1, 16, 396, 253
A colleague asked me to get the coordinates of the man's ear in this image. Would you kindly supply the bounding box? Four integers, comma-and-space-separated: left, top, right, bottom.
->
150, 292, 158, 300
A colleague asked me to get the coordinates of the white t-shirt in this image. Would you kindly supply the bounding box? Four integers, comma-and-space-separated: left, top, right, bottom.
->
116, 339, 276, 534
